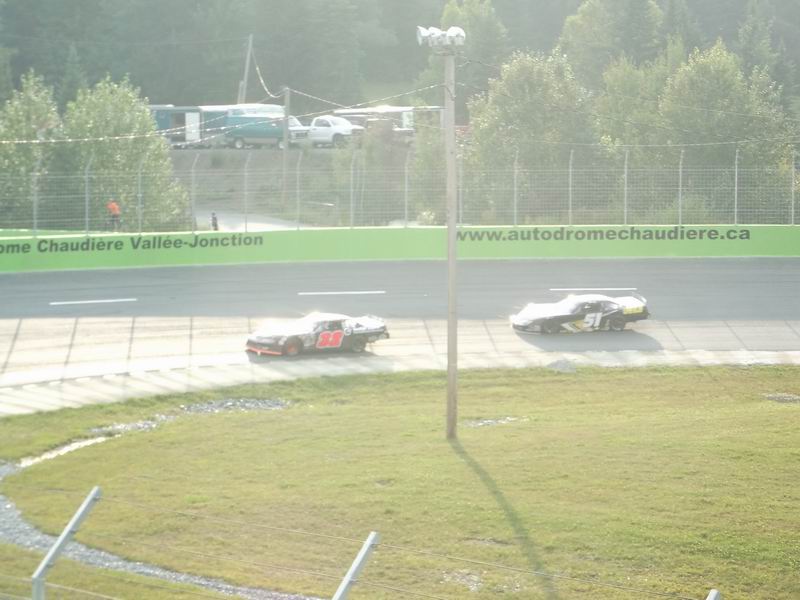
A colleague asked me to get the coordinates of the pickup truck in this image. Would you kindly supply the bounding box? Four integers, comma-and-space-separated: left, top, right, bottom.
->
308, 115, 364, 147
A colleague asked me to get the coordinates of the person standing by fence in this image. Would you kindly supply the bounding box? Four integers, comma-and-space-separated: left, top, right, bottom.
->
210, 212, 219, 231
106, 198, 121, 232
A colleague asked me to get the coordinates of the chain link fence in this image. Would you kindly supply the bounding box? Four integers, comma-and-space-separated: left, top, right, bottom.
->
1, 150, 796, 236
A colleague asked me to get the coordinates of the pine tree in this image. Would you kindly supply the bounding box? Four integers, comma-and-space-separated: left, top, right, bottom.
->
57, 44, 88, 112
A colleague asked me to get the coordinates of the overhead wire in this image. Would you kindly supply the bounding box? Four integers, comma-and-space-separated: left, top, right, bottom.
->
0, 32, 250, 48
85, 570, 233, 600
2, 485, 707, 600
376, 542, 696, 599
102, 495, 365, 545
459, 57, 800, 148
43, 582, 123, 600
85, 532, 343, 584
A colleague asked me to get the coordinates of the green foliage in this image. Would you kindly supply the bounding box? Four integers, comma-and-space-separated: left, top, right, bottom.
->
595, 38, 688, 154
468, 52, 593, 169
660, 0, 703, 51
737, 0, 779, 75
0, 47, 15, 105
2, 367, 799, 598
408, 115, 445, 224
557, 0, 664, 88
416, 0, 510, 123
46, 77, 189, 232
659, 41, 794, 166
465, 52, 596, 223
57, 44, 88, 113
0, 72, 58, 228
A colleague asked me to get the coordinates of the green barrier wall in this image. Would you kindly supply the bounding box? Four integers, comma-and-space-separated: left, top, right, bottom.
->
0, 226, 798, 273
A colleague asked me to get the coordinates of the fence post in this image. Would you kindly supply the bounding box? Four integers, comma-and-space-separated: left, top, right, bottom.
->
705, 590, 722, 600
678, 149, 684, 225
190, 152, 200, 233
32, 155, 42, 237
568, 149, 574, 226
623, 149, 629, 225
457, 154, 464, 225
350, 150, 358, 228
296, 151, 303, 230
84, 155, 94, 235
31, 486, 101, 600
137, 157, 145, 234
332, 531, 380, 600
243, 152, 252, 233
513, 150, 519, 226
792, 150, 797, 225
734, 147, 739, 225
404, 149, 412, 227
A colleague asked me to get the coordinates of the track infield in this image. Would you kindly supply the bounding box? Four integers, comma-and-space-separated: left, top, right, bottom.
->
1, 366, 798, 600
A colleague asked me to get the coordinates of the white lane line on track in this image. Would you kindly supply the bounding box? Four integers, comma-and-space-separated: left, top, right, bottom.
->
49, 298, 138, 306
297, 291, 386, 296
549, 288, 637, 292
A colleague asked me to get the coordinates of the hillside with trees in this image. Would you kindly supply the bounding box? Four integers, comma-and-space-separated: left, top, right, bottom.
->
0, 0, 798, 228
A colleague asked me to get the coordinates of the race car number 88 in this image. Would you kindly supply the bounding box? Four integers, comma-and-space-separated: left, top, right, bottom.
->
317, 330, 344, 348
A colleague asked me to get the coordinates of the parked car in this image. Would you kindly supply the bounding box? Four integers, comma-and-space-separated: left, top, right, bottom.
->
219, 104, 308, 149
286, 115, 310, 147
246, 312, 389, 356
510, 293, 649, 334
308, 115, 364, 147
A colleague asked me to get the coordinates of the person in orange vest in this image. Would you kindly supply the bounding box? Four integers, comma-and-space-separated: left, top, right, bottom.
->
106, 199, 121, 232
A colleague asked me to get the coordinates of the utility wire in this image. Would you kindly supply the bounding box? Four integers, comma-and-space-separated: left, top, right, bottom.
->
377, 542, 696, 600
353, 579, 449, 600
102, 496, 364, 546
87, 532, 343, 584
86, 570, 230, 600
459, 57, 800, 148
65, 491, 693, 600
0, 33, 250, 48
44, 582, 123, 600
250, 50, 284, 100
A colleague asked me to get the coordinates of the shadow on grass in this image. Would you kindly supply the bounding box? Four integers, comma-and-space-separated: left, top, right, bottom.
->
449, 439, 559, 600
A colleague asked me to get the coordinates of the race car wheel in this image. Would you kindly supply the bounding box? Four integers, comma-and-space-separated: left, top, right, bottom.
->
333, 134, 346, 148
542, 320, 561, 335
608, 316, 626, 331
282, 338, 302, 357
350, 338, 367, 353
233, 137, 246, 150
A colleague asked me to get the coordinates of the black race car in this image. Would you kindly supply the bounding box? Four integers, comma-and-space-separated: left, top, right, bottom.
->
246, 312, 389, 356
510, 293, 649, 334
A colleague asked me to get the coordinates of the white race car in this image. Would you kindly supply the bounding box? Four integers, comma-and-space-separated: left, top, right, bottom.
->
510, 293, 649, 334
246, 312, 389, 356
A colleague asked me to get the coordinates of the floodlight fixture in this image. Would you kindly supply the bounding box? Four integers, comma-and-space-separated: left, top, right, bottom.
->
416, 25, 466, 48
446, 26, 466, 46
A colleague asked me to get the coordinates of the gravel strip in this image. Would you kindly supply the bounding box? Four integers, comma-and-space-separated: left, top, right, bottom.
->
0, 398, 320, 600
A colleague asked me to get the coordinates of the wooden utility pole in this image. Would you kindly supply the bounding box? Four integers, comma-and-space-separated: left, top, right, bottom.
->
282, 87, 291, 209
237, 34, 254, 104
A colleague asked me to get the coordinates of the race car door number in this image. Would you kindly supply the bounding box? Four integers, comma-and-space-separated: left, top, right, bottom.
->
583, 312, 603, 329
317, 330, 344, 349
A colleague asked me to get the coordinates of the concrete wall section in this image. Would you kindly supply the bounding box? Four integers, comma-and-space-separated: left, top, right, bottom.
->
0, 226, 798, 273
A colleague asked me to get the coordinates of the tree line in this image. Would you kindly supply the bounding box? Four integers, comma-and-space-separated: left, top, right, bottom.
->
0, 0, 798, 229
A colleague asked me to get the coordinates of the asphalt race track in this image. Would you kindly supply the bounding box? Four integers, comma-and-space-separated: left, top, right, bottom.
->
1, 258, 800, 415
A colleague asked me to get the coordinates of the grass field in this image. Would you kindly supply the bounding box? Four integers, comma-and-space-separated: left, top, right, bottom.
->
1, 367, 798, 599
0, 543, 230, 599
